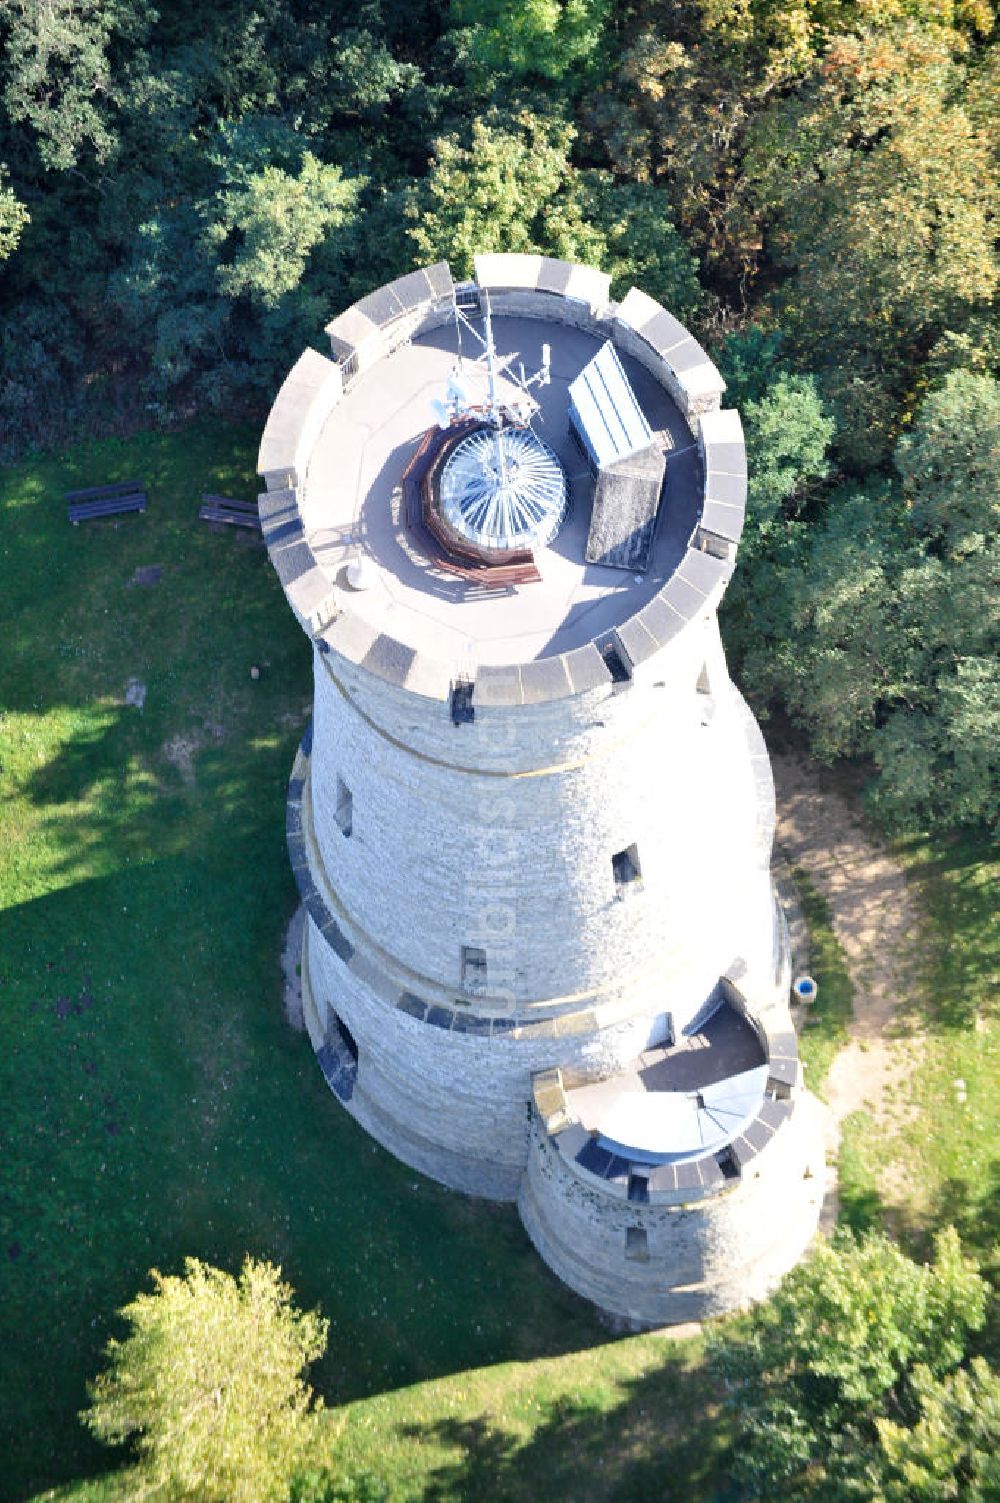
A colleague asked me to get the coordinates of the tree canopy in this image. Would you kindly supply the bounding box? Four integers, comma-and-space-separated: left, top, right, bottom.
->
83, 1256, 328, 1503
709, 1228, 991, 1500
0, 0, 996, 832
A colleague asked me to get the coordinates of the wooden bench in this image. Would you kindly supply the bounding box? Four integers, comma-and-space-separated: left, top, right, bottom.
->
198, 495, 262, 531
66, 480, 147, 524
402, 425, 541, 587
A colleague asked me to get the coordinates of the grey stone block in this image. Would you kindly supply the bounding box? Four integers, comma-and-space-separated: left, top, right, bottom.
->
662, 573, 705, 619
664, 338, 712, 376
639, 309, 690, 352
537, 258, 574, 295
768, 1031, 798, 1061
674, 1161, 703, 1192
615, 615, 659, 667
758, 1098, 793, 1132
698, 1156, 726, 1187
563, 644, 612, 694
473, 665, 524, 708
638, 593, 687, 645
325, 306, 378, 359
704, 441, 747, 477
731, 1135, 758, 1168
271, 539, 316, 590
388, 268, 435, 311
705, 470, 748, 509
520, 656, 573, 704
742, 1118, 775, 1153
363, 634, 417, 687
288, 566, 335, 622
319, 614, 379, 665
677, 547, 728, 598
648, 1163, 678, 1194
700, 499, 745, 543
553, 1122, 590, 1157
423, 261, 454, 299
355, 285, 406, 328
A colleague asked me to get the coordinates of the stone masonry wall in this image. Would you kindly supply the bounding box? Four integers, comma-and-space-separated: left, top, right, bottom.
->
309, 621, 777, 1029
518, 1091, 827, 1324
305, 910, 665, 1199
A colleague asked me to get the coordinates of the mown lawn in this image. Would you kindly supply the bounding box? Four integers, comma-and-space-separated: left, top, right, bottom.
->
874, 834, 1000, 1270
4, 426, 997, 1503
0, 427, 633, 1503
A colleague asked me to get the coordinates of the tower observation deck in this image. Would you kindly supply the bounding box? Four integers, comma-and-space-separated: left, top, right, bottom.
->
258, 254, 826, 1326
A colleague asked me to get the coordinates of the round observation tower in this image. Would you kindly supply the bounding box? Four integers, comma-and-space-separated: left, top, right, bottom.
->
258, 254, 826, 1326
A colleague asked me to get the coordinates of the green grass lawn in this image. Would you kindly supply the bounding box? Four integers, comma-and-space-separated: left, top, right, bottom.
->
0, 427, 642, 1503
3, 426, 997, 1503
877, 834, 1000, 1267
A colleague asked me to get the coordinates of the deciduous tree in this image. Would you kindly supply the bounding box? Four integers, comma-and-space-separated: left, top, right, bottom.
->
83, 1256, 328, 1503
709, 1228, 988, 1499
894, 370, 1000, 555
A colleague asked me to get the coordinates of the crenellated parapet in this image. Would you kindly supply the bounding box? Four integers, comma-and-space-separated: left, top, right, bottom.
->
257, 256, 746, 706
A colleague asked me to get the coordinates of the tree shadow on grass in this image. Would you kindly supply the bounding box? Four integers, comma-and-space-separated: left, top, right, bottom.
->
399, 1357, 733, 1503
0, 850, 616, 1502
892, 832, 1000, 1032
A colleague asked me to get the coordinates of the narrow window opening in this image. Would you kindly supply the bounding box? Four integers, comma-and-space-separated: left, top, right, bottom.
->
625, 1226, 649, 1261
451, 680, 475, 725
716, 1147, 740, 1181
335, 777, 353, 837
627, 1173, 650, 1204
461, 945, 488, 994
598, 635, 632, 685
696, 663, 711, 696
333, 1013, 359, 1063
612, 844, 642, 895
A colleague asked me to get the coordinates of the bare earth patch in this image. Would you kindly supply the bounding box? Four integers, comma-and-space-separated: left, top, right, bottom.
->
772, 756, 927, 1226
161, 732, 203, 785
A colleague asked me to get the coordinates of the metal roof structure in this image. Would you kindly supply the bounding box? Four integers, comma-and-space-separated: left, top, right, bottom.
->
438, 426, 569, 552
593, 1064, 769, 1165
568, 340, 653, 472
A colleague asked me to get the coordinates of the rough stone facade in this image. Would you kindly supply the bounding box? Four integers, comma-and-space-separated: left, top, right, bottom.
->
260, 254, 826, 1325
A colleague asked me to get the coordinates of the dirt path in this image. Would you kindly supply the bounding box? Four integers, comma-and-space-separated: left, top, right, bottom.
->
772, 756, 926, 1219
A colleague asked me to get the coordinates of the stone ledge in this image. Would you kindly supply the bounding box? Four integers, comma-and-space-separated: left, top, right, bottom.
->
258, 348, 342, 490
475, 254, 612, 314
614, 286, 726, 421
324, 262, 454, 375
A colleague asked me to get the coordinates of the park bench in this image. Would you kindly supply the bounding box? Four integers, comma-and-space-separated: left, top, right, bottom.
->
66, 480, 147, 524
198, 494, 262, 531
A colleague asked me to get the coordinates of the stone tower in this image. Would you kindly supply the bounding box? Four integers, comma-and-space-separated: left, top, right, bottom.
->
258, 255, 825, 1325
